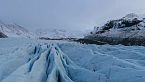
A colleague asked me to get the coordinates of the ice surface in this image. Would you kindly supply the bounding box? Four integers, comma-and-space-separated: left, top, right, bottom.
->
0, 38, 145, 82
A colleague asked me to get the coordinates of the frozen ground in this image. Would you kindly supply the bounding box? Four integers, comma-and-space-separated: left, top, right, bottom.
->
0, 38, 145, 82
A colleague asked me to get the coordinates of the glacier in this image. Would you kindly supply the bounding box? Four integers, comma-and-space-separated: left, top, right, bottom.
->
0, 38, 145, 82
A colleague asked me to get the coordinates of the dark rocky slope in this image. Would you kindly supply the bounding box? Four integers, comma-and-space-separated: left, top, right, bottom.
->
0, 32, 7, 38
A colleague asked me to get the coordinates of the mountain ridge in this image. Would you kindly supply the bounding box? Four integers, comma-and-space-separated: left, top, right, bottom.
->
0, 20, 34, 38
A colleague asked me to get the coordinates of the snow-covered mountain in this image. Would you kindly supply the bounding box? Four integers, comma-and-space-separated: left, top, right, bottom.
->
0, 21, 34, 38
0, 20, 85, 39
85, 13, 145, 45
36, 29, 83, 39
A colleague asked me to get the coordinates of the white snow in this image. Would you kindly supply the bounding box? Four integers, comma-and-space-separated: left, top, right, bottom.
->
0, 38, 145, 82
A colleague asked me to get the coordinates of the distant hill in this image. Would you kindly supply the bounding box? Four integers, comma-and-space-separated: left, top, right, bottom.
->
35, 29, 84, 39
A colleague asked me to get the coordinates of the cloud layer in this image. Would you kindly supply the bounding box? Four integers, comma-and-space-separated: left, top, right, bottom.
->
0, 0, 145, 31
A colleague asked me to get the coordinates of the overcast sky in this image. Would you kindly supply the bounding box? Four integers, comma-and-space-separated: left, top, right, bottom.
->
0, 0, 145, 31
